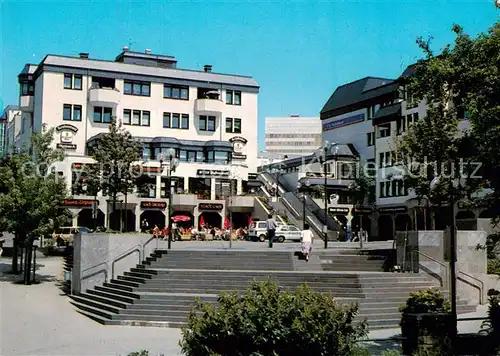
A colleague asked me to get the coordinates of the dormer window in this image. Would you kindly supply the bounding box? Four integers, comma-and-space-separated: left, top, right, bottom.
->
20, 82, 34, 96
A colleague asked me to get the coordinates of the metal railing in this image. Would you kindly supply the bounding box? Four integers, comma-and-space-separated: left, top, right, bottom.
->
458, 270, 484, 304
411, 250, 449, 288
111, 244, 142, 280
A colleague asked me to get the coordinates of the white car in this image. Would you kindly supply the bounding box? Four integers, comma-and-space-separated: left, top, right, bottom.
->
274, 225, 302, 243
248, 221, 284, 242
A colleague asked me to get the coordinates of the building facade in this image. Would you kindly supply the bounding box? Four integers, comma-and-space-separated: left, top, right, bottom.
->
12, 49, 260, 231
1, 105, 22, 157
264, 115, 322, 157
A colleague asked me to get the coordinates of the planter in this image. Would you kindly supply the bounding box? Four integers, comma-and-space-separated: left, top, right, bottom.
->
401, 312, 453, 355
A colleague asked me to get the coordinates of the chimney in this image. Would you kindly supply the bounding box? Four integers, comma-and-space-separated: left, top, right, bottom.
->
79, 52, 89, 59
122, 46, 129, 52
145, 48, 152, 55
203, 65, 212, 73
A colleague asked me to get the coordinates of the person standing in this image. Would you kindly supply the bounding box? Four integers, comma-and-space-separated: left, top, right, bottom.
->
265, 214, 277, 248
301, 223, 314, 261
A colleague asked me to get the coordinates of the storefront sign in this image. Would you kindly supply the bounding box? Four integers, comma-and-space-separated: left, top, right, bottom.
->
248, 173, 258, 180
71, 163, 98, 170
379, 206, 407, 214
328, 207, 350, 215
198, 203, 223, 211
56, 124, 78, 150
60, 199, 96, 208
322, 113, 365, 132
353, 207, 373, 214
140, 201, 167, 209
229, 136, 248, 160
196, 169, 230, 177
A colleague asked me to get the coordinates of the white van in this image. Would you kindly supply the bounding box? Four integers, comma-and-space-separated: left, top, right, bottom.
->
248, 221, 284, 242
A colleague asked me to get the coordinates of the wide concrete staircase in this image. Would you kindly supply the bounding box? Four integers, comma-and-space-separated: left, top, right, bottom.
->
70, 248, 477, 330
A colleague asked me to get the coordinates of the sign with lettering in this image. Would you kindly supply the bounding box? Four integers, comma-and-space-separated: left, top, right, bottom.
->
328, 207, 350, 215
198, 203, 223, 211
196, 169, 230, 177
323, 113, 365, 132
379, 206, 407, 214
56, 124, 78, 150
353, 207, 373, 214
140, 201, 167, 209
60, 199, 96, 208
71, 163, 98, 170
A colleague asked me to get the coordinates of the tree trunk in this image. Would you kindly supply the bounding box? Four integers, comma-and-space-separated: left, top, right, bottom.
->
124, 193, 128, 232
24, 239, 33, 285
11, 234, 18, 274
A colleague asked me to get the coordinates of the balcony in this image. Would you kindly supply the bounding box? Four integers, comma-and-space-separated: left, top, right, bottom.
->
19, 95, 33, 112
227, 195, 256, 212
89, 87, 120, 107
195, 98, 223, 115
172, 193, 198, 207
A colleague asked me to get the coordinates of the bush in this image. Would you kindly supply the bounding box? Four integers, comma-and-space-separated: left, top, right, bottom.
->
399, 288, 451, 314
180, 279, 368, 356
488, 259, 500, 275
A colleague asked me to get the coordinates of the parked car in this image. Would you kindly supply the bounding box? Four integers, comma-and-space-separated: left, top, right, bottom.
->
51, 226, 93, 246
274, 225, 302, 243
248, 221, 284, 242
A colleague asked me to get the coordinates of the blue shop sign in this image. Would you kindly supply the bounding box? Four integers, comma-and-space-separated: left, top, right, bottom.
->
323, 113, 365, 131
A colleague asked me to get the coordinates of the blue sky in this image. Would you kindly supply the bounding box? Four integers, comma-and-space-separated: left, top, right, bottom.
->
0, 0, 497, 150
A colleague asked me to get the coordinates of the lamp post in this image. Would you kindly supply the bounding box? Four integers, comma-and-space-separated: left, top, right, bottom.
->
159, 149, 179, 250
430, 176, 464, 347
315, 141, 337, 249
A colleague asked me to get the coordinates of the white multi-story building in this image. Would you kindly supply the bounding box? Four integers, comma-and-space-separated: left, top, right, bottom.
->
264, 115, 322, 158
1, 105, 22, 157
11, 49, 260, 231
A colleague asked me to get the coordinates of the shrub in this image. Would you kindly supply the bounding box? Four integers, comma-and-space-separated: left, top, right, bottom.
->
381, 350, 402, 356
399, 288, 451, 314
488, 259, 500, 275
180, 279, 368, 356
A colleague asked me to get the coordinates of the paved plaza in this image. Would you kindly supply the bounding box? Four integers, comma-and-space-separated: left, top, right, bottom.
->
0, 245, 488, 356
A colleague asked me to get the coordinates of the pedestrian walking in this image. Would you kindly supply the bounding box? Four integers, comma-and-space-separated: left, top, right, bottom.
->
141, 219, 149, 233
301, 223, 314, 261
152, 224, 160, 239
265, 214, 277, 248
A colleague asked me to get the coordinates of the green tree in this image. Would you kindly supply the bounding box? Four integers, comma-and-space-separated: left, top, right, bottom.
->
349, 159, 375, 206
0, 125, 70, 282
89, 119, 141, 230
180, 279, 367, 356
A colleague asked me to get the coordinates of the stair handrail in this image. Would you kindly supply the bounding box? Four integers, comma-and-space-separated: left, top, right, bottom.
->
141, 235, 159, 257
457, 270, 484, 304
411, 250, 449, 288
111, 244, 142, 280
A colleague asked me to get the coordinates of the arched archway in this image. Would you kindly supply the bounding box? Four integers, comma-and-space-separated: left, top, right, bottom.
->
140, 211, 166, 229
395, 214, 412, 232
199, 212, 222, 229
230, 212, 251, 228
109, 210, 136, 232
77, 209, 105, 229
352, 215, 372, 234
378, 215, 393, 241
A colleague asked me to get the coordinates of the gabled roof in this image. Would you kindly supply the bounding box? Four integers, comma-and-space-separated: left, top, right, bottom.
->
321, 77, 397, 117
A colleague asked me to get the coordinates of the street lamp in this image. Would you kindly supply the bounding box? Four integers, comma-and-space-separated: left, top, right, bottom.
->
315, 141, 338, 249
429, 176, 465, 347
159, 149, 179, 250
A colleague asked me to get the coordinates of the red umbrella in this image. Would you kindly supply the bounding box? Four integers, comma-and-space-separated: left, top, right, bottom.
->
224, 217, 230, 229
172, 215, 191, 223
248, 216, 253, 226
199, 215, 205, 226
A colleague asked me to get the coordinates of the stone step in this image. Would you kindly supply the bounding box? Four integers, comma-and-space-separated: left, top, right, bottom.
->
87, 289, 137, 303
141, 278, 364, 287
95, 285, 141, 299
71, 295, 122, 314
124, 271, 154, 279
77, 292, 129, 309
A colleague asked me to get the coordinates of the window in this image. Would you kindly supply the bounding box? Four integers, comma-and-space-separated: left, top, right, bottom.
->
412, 112, 419, 122
123, 109, 131, 125
63, 74, 82, 90
164, 84, 189, 100
226, 90, 241, 105
63, 104, 82, 121
367, 104, 380, 119
199, 116, 216, 131
214, 151, 229, 163
123, 109, 150, 126
379, 180, 408, 198
91, 77, 115, 89
187, 151, 196, 162
142, 146, 151, 161
172, 114, 180, 128
163, 113, 171, 128
93, 107, 113, 123
366, 132, 375, 146
20, 82, 34, 96
379, 182, 385, 198
181, 114, 189, 129
397, 117, 406, 135
225, 117, 242, 133
124, 80, 150, 96
377, 123, 391, 138
379, 152, 392, 168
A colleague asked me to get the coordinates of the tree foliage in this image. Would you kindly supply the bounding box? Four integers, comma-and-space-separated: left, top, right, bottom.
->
180, 279, 367, 356
89, 119, 141, 210
349, 160, 375, 206
0, 125, 71, 275
395, 22, 500, 209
